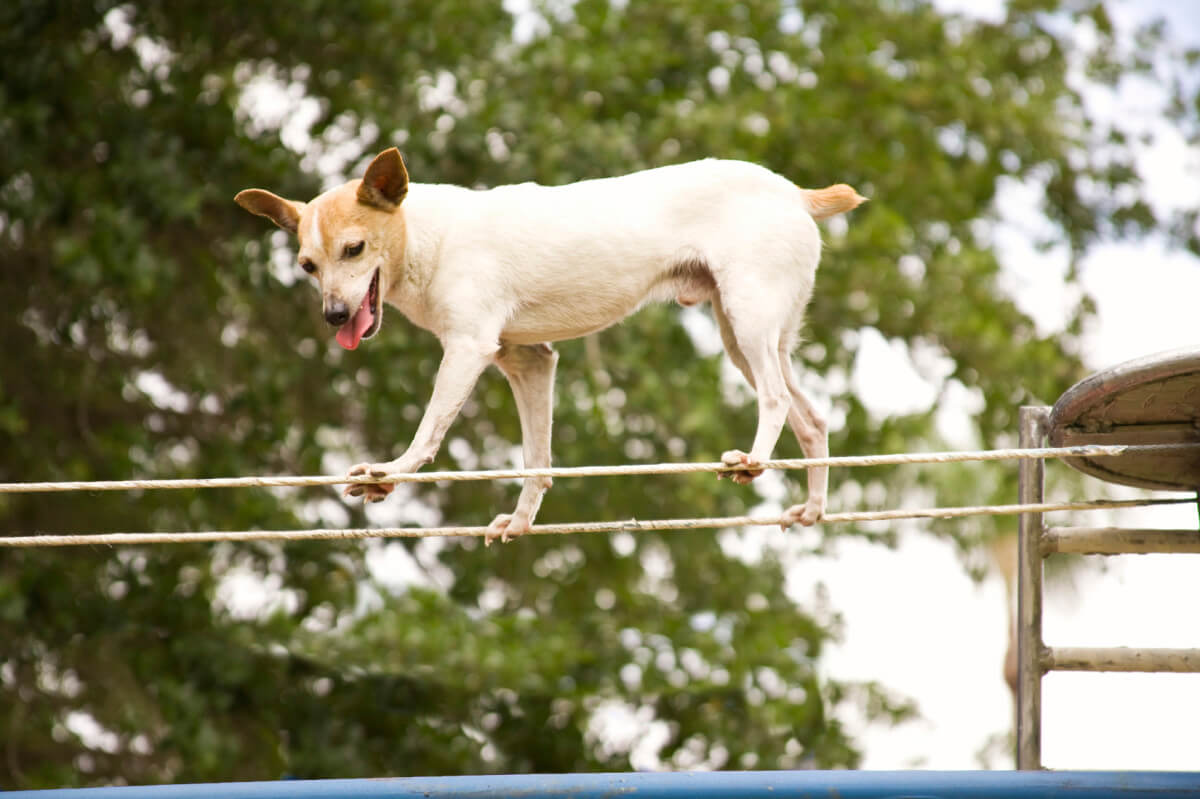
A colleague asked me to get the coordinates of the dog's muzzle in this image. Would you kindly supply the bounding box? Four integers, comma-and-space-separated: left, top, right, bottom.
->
329, 269, 381, 351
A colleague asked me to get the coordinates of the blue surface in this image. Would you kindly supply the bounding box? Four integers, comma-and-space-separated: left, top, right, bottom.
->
6, 771, 1200, 798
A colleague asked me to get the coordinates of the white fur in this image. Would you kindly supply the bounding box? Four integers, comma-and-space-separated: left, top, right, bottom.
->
393, 160, 820, 347
308, 205, 324, 252
238, 154, 863, 543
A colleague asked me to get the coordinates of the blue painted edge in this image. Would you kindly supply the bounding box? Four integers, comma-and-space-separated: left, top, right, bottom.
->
5, 771, 1200, 799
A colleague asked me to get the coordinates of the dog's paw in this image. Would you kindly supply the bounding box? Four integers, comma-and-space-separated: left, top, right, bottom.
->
484, 513, 530, 546
781, 500, 824, 529
718, 450, 764, 485
343, 462, 396, 504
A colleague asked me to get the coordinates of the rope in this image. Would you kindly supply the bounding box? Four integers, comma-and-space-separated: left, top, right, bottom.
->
1, 497, 1189, 548
1, 443, 1196, 495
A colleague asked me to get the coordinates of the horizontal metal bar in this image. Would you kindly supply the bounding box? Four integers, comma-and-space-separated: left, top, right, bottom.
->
9, 771, 1200, 798
1043, 527, 1200, 555
1045, 646, 1200, 673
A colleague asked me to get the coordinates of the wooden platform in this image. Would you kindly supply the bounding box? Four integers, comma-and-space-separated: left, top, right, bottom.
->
1048, 348, 1200, 490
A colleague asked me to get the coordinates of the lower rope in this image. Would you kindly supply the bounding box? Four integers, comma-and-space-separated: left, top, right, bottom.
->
1, 496, 1189, 548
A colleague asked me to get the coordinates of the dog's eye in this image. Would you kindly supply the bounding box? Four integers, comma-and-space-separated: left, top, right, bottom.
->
299, 259, 317, 274
344, 241, 365, 258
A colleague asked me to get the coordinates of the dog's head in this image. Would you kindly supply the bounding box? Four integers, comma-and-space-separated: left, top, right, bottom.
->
235, 148, 409, 350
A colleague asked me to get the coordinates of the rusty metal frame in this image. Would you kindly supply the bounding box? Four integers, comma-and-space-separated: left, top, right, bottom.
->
1017, 358, 1200, 769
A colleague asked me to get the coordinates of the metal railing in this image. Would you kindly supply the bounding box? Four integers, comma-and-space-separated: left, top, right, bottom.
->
1015, 406, 1200, 770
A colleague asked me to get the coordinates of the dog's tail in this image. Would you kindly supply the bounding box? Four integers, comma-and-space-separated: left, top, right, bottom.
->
800, 184, 867, 221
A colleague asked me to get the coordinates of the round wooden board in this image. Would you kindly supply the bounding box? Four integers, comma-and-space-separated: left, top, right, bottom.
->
1047, 348, 1200, 491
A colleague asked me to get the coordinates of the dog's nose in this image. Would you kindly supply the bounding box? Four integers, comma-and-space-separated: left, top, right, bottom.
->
324, 301, 350, 327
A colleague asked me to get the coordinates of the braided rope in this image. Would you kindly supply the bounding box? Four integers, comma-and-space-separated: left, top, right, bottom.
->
1, 443, 1196, 495
1, 497, 1190, 548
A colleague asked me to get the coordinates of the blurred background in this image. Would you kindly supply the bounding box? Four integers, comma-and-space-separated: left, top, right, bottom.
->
2, 0, 1198, 788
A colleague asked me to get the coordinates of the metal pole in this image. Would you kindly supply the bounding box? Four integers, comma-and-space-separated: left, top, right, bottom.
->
1016, 406, 1049, 770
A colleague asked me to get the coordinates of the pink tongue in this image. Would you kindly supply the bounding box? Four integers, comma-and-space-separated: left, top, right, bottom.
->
335, 294, 375, 350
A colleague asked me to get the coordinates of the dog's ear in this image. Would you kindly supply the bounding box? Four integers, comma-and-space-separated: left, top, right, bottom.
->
234, 189, 305, 235
357, 148, 409, 210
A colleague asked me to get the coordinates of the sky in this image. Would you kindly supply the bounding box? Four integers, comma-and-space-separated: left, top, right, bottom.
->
802, 0, 1200, 770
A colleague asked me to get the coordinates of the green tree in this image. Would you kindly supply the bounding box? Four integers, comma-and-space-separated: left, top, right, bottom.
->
1, 0, 1194, 787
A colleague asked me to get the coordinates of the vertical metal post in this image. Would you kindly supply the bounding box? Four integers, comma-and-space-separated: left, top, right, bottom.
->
1016, 406, 1049, 770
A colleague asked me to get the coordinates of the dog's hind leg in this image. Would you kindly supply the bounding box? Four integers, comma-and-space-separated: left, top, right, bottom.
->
712, 294, 764, 485
711, 293, 791, 485
777, 346, 828, 527
713, 296, 826, 526
489, 342, 559, 544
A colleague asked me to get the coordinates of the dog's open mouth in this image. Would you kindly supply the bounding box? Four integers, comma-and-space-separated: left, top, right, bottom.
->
334, 269, 381, 351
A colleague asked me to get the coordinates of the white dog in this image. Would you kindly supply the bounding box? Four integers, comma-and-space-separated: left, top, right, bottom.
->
236, 149, 864, 541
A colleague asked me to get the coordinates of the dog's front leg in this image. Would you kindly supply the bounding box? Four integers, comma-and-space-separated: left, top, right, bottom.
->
344, 336, 498, 503
488, 343, 559, 544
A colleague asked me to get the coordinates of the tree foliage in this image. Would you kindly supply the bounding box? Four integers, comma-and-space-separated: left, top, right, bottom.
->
1, 0, 1194, 787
